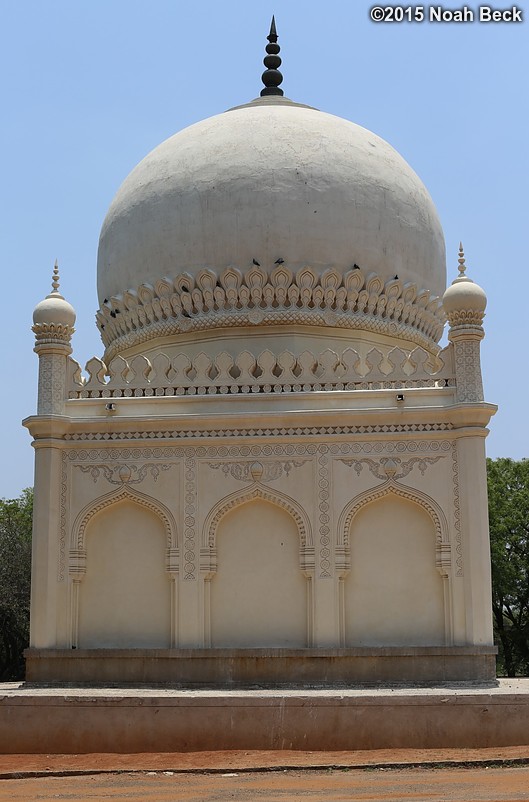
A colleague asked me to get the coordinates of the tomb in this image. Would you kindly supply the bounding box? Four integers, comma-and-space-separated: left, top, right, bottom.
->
24, 20, 496, 685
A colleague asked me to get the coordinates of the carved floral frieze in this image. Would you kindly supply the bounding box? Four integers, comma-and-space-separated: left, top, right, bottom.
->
72, 462, 174, 485
207, 459, 308, 483
338, 455, 444, 480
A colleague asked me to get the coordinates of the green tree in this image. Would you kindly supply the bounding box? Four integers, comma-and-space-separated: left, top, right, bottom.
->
0, 488, 32, 680
487, 458, 529, 677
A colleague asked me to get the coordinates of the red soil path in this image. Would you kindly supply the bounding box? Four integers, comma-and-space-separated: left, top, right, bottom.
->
2, 763, 529, 802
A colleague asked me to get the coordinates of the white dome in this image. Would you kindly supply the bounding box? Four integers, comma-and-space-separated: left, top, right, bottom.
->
443, 246, 486, 328
97, 97, 446, 306
33, 293, 76, 328
443, 276, 487, 317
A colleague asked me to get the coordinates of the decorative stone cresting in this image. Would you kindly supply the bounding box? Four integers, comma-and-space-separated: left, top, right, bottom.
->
67, 344, 453, 398
96, 265, 446, 359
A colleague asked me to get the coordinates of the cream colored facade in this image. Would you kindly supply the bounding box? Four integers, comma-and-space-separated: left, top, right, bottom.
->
25, 60, 496, 684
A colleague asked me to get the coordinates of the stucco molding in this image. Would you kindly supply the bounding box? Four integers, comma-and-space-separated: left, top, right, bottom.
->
201, 484, 314, 578
69, 486, 178, 580
96, 265, 446, 360
337, 455, 445, 481
337, 480, 451, 578
72, 462, 174, 485
206, 459, 309, 484
62, 422, 454, 442
452, 442, 463, 576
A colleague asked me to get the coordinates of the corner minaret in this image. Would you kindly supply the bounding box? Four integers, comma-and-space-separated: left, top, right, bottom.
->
443, 243, 487, 403
260, 16, 284, 96
32, 261, 76, 415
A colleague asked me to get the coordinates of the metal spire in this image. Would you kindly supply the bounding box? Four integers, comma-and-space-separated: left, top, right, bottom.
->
261, 16, 284, 97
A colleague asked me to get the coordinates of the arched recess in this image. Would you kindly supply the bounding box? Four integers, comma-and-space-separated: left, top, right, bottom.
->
69, 487, 178, 648
338, 482, 452, 647
201, 485, 314, 648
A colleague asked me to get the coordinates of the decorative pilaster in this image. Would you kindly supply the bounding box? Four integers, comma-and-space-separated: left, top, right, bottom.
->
443, 244, 487, 404
451, 336, 484, 403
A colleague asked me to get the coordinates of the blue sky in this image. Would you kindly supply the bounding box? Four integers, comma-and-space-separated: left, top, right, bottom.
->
1, 1, 527, 498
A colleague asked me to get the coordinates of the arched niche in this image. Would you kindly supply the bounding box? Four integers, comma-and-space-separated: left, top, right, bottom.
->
208, 498, 309, 648
76, 496, 172, 648
343, 492, 448, 647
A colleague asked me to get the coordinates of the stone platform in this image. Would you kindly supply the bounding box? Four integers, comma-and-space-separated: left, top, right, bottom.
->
2, 680, 529, 754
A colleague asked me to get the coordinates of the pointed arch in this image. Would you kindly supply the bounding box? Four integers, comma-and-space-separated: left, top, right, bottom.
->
203, 483, 312, 551
337, 480, 450, 577
69, 486, 177, 649
203, 486, 314, 648
72, 485, 177, 552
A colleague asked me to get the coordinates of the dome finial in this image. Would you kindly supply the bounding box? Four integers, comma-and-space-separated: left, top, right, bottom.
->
260, 15, 284, 97
33, 260, 76, 332
52, 259, 61, 293
458, 242, 467, 277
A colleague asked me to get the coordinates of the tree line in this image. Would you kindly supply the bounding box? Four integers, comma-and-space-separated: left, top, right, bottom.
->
0, 459, 528, 679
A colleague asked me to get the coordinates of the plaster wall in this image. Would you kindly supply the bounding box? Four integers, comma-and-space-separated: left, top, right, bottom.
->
26, 425, 493, 655
78, 501, 171, 648
210, 500, 307, 647
344, 496, 445, 646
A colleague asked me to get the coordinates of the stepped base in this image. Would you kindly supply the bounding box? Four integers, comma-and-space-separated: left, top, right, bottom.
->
25, 646, 497, 686
3, 679, 529, 754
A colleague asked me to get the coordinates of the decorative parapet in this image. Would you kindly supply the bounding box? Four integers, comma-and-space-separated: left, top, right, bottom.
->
66, 344, 454, 399
96, 265, 446, 360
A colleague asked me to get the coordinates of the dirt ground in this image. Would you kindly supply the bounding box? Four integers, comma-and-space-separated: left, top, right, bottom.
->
2, 765, 529, 801
2, 749, 529, 801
